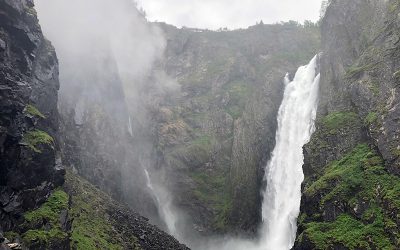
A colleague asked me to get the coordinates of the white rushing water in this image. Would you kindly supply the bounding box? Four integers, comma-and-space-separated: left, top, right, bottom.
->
260, 55, 320, 249
144, 169, 178, 236
146, 55, 319, 250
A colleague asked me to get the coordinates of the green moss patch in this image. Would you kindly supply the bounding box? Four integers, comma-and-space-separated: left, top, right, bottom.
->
223, 80, 252, 119
346, 63, 379, 78
24, 189, 69, 225
22, 129, 54, 153
168, 135, 214, 168
301, 144, 400, 249
303, 212, 393, 250
18, 172, 141, 249
364, 112, 378, 125
25, 104, 46, 119
22, 189, 69, 248
189, 169, 232, 231
321, 111, 360, 134
65, 171, 140, 250
23, 229, 67, 247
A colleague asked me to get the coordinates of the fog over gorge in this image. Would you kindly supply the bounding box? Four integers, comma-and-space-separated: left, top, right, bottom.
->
1, 0, 400, 249
36, 0, 181, 233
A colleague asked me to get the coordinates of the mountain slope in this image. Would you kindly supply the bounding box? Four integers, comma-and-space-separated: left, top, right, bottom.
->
3, 170, 189, 250
295, 0, 400, 248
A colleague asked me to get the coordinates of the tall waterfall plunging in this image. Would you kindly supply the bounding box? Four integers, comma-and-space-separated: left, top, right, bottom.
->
260, 55, 320, 249
145, 55, 320, 250
144, 169, 178, 236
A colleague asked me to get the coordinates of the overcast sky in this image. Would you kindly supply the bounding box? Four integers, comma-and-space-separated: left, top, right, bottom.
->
135, 0, 323, 30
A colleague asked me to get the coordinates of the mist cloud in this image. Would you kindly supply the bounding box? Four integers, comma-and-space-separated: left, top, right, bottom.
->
34, 0, 180, 226
35, 0, 166, 95
136, 0, 323, 30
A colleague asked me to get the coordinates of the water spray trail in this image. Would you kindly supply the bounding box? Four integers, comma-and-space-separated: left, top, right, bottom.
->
144, 169, 178, 236
260, 55, 320, 250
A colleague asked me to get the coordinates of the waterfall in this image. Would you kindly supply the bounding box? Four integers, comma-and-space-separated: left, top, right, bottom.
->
145, 55, 319, 250
144, 169, 178, 236
260, 55, 320, 249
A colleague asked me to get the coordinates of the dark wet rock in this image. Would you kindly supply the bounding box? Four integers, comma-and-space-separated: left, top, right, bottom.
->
0, 0, 64, 232
295, 0, 400, 249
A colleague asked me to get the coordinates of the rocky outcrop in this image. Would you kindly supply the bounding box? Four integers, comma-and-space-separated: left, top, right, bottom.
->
0, 0, 64, 233
2, 170, 189, 250
295, 0, 400, 249
154, 22, 320, 234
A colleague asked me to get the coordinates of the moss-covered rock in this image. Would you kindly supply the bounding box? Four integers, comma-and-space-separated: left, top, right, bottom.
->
321, 111, 360, 134
22, 129, 54, 153
6, 171, 188, 250
297, 144, 400, 249
25, 104, 46, 119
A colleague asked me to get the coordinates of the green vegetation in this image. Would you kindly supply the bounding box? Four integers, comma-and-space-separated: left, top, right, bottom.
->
369, 83, 380, 96
388, 1, 400, 13
301, 144, 400, 249
4, 231, 19, 241
23, 129, 54, 153
303, 212, 393, 249
22, 189, 69, 248
191, 135, 212, 147
223, 80, 252, 119
321, 111, 360, 133
346, 63, 378, 78
168, 135, 214, 169
26, 104, 46, 118
17, 172, 141, 249
66, 171, 139, 250
23, 229, 67, 247
364, 112, 378, 125
24, 189, 69, 225
392, 147, 400, 158
190, 169, 232, 231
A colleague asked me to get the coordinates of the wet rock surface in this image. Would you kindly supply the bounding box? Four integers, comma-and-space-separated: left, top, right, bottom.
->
0, 0, 64, 232
295, 0, 400, 249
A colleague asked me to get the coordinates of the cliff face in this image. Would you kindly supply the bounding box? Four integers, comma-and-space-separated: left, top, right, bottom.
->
0, 1, 188, 249
0, 0, 64, 233
154, 22, 320, 234
42, 0, 163, 223
295, 0, 400, 248
57, 48, 159, 220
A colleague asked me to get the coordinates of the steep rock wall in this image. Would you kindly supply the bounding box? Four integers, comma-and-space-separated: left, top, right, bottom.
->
295, 0, 400, 248
38, 0, 164, 223
0, 1, 188, 249
0, 0, 64, 233
154, 22, 320, 234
